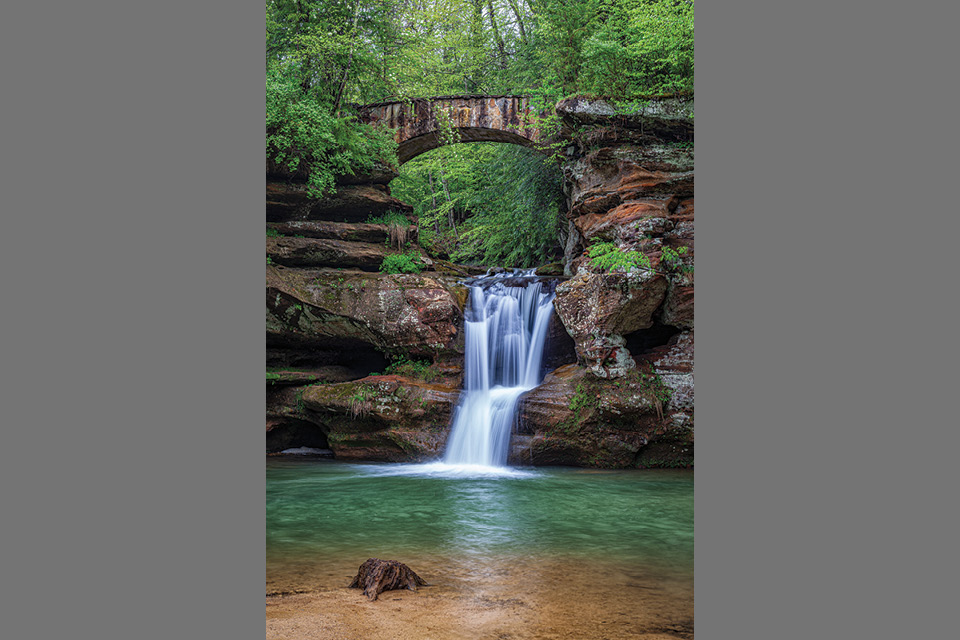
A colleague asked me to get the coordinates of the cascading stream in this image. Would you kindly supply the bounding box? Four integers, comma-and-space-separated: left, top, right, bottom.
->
442, 270, 556, 468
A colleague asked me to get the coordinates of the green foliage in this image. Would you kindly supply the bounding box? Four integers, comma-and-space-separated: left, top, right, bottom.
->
391, 143, 565, 267
266, 0, 694, 264
367, 211, 413, 249
266, 69, 397, 197
266, 372, 281, 383
569, 382, 599, 412
266, 1, 695, 170
349, 384, 375, 418
365, 211, 411, 227
295, 389, 305, 415
579, 0, 694, 98
379, 252, 423, 274
587, 242, 652, 273
266, 228, 282, 237
660, 245, 692, 273
383, 356, 438, 382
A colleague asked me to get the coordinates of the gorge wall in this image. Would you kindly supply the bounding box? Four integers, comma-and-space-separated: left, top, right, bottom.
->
266, 96, 693, 468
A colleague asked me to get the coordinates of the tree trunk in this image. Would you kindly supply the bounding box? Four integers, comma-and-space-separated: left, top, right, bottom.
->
487, 0, 507, 68
508, 0, 527, 45
348, 558, 428, 601
438, 167, 458, 240
332, 0, 362, 115
428, 168, 439, 233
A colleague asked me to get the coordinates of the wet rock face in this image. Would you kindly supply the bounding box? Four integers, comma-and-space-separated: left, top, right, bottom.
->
266, 236, 400, 271
511, 362, 692, 468
267, 220, 417, 244
265, 157, 472, 458
300, 375, 460, 461
267, 266, 465, 361
551, 95, 694, 388
641, 331, 694, 428
267, 182, 412, 223
553, 271, 668, 378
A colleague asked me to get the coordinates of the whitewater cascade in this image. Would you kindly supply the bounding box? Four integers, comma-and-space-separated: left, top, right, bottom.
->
442, 270, 556, 467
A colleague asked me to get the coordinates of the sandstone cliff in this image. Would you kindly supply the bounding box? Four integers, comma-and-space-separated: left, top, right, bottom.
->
265, 96, 693, 468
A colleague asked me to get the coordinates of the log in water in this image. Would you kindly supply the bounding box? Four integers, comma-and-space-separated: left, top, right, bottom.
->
348, 558, 428, 601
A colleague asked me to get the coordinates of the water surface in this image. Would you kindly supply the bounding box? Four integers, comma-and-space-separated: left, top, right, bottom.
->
267, 457, 693, 596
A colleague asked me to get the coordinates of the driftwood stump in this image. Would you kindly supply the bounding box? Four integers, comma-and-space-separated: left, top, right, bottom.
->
348, 558, 428, 601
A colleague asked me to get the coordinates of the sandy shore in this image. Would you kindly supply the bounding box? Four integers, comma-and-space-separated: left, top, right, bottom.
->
266, 556, 693, 639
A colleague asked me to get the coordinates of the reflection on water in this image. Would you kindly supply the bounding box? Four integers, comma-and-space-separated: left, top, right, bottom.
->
266, 458, 693, 595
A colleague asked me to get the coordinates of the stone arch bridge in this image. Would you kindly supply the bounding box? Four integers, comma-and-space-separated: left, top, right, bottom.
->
357, 95, 544, 164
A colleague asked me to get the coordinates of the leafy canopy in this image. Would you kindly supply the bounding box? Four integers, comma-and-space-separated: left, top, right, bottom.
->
266, 0, 694, 261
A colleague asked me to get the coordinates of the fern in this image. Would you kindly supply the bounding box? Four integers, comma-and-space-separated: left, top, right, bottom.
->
587, 242, 652, 272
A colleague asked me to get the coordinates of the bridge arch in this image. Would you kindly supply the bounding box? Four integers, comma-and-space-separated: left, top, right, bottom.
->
357, 95, 544, 165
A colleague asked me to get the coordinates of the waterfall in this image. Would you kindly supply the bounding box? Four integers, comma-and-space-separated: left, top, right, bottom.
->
442, 270, 556, 468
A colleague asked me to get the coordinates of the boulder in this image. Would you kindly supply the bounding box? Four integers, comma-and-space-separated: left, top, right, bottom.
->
266, 266, 465, 360
553, 271, 668, 377
556, 96, 694, 129
511, 363, 688, 468
534, 262, 565, 276
301, 375, 460, 462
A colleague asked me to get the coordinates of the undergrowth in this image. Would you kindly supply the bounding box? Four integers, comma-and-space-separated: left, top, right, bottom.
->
588, 242, 652, 273
380, 252, 423, 274
367, 211, 413, 250
381, 356, 438, 382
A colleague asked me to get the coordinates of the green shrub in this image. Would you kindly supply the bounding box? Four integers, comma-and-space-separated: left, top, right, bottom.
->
366, 211, 411, 227
660, 245, 692, 273
266, 70, 397, 198
587, 242, 652, 273
380, 252, 423, 274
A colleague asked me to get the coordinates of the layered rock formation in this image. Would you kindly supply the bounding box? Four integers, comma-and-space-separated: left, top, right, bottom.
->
266, 95, 693, 468
265, 162, 470, 456
300, 375, 460, 461
526, 96, 695, 463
